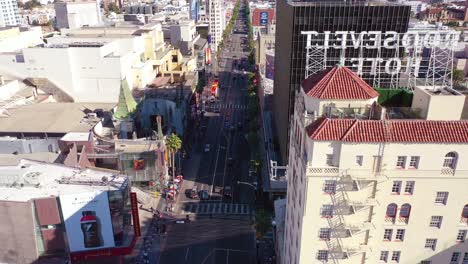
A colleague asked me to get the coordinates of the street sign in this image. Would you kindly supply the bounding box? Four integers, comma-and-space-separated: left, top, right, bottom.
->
260, 11, 268, 26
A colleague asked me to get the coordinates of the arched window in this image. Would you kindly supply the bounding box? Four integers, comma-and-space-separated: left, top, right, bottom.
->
386, 203, 398, 217
400, 203, 412, 218
443, 152, 458, 169
462, 204, 468, 218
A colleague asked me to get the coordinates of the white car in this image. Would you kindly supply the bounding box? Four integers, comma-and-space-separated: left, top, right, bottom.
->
204, 144, 210, 152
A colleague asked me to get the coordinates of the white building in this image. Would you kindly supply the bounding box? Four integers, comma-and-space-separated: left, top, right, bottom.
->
54, 0, 102, 29
0, 26, 43, 52
0, 31, 154, 102
207, 0, 224, 52
0, 0, 21, 26
281, 65, 468, 264
396, 0, 427, 13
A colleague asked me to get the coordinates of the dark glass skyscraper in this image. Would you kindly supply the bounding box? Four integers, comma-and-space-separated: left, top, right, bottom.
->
273, 0, 411, 162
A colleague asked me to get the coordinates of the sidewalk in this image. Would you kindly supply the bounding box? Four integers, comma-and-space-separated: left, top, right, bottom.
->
125, 194, 165, 263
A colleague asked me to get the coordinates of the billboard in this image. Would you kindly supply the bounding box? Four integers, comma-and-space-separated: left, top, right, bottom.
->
260, 11, 268, 26
206, 47, 211, 65
301, 30, 462, 88
265, 54, 275, 80
60, 192, 115, 252
130, 192, 141, 237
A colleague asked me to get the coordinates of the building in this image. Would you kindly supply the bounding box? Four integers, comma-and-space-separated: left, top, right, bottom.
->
251, 8, 275, 39
0, 159, 135, 264
207, 0, 225, 52
0, 26, 43, 52
400, 0, 427, 14
54, 0, 102, 29
170, 19, 200, 55
189, 0, 199, 22
273, 0, 411, 164
0, 27, 160, 103
0, 101, 114, 154
0, 0, 20, 26
280, 65, 468, 264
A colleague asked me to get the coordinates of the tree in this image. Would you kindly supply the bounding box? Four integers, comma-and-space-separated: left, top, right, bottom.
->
255, 209, 272, 239
24, 0, 41, 10
453, 68, 465, 85
107, 2, 121, 14
166, 133, 182, 186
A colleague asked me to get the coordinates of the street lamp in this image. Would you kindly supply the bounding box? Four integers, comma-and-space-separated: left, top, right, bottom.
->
237, 181, 256, 189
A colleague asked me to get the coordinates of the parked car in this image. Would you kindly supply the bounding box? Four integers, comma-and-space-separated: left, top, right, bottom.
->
221, 186, 232, 198
185, 187, 199, 199
199, 190, 210, 200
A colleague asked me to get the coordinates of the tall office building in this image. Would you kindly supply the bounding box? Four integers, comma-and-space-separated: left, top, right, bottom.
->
273, 0, 411, 163
0, 0, 21, 26
208, 0, 225, 52
281, 65, 468, 264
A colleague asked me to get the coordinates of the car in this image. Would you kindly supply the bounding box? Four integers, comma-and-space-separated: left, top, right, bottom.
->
221, 186, 232, 198
185, 188, 199, 199
204, 144, 210, 152
199, 190, 210, 200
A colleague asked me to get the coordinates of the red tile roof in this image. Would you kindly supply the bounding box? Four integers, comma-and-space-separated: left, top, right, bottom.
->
301, 66, 380, 100
307, 118, 468, 143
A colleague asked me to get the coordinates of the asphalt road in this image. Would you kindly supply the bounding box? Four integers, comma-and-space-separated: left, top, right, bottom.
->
158, 3, 256, 264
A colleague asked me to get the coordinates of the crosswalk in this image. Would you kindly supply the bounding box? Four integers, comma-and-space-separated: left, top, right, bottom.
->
213, 103, 247, 110
182, 202, 253, 215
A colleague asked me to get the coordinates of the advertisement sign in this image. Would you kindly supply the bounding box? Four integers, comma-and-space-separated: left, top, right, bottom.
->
206, 47, 211, 65
301, 30, 462, 88
60, 192, 115, 252
265, 54, 275, 80
130, 192, 141, 237
260, 11, 268, 26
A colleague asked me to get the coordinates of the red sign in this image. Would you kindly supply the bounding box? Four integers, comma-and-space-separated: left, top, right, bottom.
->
69, 236, 137, 262
130, 192, 141, 237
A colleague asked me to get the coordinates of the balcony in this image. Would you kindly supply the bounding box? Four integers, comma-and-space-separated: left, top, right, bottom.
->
308, 167, 383, 178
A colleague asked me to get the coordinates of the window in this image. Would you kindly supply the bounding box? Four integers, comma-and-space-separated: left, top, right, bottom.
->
396, 156, 406, 168
404, 181, 415, 194
451, 252, 461, 264
462, 204, 468, 218
326, 154, 333, 166
391, 251, 401, 262
395, 229, 405, 241
318, 228, 331, 240
435, 192, 449, 205
383, 229, 393, 240
400, 204, 411, 218
317, 250, 328, 261
320, 205, 333, 218
463, 253, 468, 264
429, 216, 443, 228
380, 251, 389, 262
425, 239, 437, 250
356, 155, 363, 166
323, 180, 337, 194
391, 181, 402, 194
456, 230, 466, 242
409, 156, 420, 168
443, 152, 458, 169
386, 203, 398, 218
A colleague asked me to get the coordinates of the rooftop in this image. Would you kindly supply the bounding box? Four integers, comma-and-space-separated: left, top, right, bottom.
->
60, 132, 91, 142
307, 118, 468, 143
0, 102, 115, 134
302, 65, 380, 100
0, 159, 128, 202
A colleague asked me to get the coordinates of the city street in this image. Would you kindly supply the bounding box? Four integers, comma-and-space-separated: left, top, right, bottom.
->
156, 2, 257, 264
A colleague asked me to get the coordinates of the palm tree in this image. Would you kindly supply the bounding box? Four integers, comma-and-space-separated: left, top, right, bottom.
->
166, 133, 182, 188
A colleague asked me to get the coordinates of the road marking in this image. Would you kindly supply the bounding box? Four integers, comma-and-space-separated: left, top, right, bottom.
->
185, 247, 190, 261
